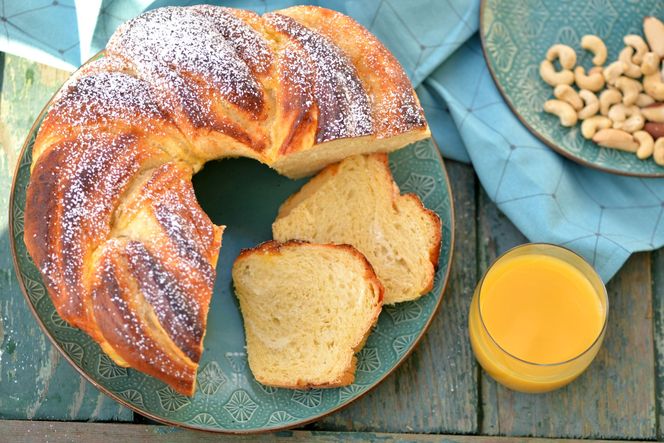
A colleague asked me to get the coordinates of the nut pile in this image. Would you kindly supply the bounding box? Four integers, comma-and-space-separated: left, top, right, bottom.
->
540, 16, 664, 164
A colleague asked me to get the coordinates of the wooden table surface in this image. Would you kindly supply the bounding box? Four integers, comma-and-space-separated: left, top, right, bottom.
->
0, 53, 662, 442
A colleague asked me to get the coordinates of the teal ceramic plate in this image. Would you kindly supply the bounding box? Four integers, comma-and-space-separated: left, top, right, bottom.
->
480, 0, 664, 177
9, 108, 454, 432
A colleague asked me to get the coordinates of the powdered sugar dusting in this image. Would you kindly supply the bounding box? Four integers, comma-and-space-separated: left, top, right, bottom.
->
107, 6, 264, 121
125, 240, 204, 362
134, 165, 218, 290
266, 13, 373, 143
189, 5, 272, 76
377, 88, 427, 137
82, 161, 219, 371
154, 200, 216, 287
95, 246, 193, 380
107, 162, 217, 363
49, 71, 164, 130
287, 7, 426, 136
37, 132, 144, 324
281, 45, 315, 110
117, 162, 218, 290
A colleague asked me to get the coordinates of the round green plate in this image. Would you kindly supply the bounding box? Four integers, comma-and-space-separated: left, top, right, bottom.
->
9, 108, 454, 432
480, 0, 664, 177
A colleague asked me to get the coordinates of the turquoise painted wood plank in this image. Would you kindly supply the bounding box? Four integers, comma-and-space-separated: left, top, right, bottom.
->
477, 189, 656, 439
0, 420, 634, 442
652, 247, 664, 440
315, 161, 479, 433
0, 54, 132, 421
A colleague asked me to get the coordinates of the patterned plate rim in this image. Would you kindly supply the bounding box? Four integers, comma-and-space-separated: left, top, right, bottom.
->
478, 0, 664, 178
8, 77, 456, 434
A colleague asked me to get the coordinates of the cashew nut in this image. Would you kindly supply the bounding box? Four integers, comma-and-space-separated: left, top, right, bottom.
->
574, 66, 605, 92
634, 130, 655, 159
603, 61, 626, 85
609, 104, 627, 129
581, 35, 607, 66
609, 104, 641, 130
540, 60, 575, 86
600, 88, 622, 115
644, 16, 664, 58
622, 113, 645, 133
590, 66, 604, 75
644, 73, 664, 101
642, 103, 664, 123
544, 99, 578, 126
546, 44, 577, 69
636, 93, 655, 107
578, 89, 600, 119
615, 76, 643, 105
553, 84, 583, 110
624, 35, 648, 64
654, 137, 664, 166
641, 52, 661, 76
593, 128, 639, 152
581, 115, 611, 139
645, 122, 664, 139
618, 47, 642, 78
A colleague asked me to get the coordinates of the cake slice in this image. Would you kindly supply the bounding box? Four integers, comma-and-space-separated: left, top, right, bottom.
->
272, 154, 441, 304
232, 240, 383, 388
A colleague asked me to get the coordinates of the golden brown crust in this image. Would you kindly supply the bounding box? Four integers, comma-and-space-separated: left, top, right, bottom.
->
263, 12, 373, 146
277, 6, 428, 138
25, 5, 426, 395
92, 240, 198, 395
254, 357, 357, 390
25, 133, 167, 340
401, 193, 442, 293
234, 240, 383, 389
103, 7, 273, 159
272, 49, 319, 156
24, 134, 222, 396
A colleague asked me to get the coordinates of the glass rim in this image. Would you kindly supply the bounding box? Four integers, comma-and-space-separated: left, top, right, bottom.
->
477, 242, 609, 367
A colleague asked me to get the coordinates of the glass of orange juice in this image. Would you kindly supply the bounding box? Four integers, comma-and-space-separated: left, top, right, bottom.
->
468, 243, 608, 393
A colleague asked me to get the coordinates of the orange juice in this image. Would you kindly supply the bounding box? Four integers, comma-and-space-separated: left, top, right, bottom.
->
468, 244, 608, 393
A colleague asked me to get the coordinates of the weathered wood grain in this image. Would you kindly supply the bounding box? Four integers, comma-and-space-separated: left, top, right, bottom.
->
477, 189, 656, 440
0, 420, 635, 443
652, 247, 664, 440
315, 161, 479, 433
0, 54, 131, 421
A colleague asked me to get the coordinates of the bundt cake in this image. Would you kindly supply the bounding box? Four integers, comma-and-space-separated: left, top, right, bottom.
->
24, 4, 430, 395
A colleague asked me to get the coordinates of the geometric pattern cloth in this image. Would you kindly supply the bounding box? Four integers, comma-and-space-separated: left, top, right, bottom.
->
1, 0, 663, 281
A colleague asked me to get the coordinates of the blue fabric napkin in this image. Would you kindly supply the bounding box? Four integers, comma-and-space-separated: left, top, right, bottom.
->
2, 0, 663, 281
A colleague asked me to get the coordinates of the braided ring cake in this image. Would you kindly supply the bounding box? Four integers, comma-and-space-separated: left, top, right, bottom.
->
24, 5, 429, 395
